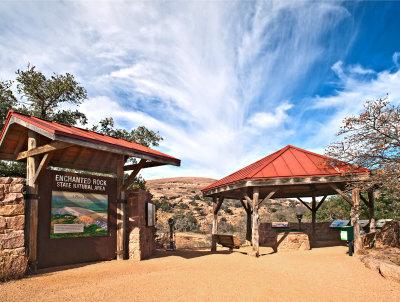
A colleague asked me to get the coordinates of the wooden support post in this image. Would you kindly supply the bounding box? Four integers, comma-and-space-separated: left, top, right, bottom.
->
351, 188, 362, 252
367, 190, 376, 232
211, 196, 218, 252
251, 187, 259, 257
116, 155, 126, 260
26, 130, 39, 271
311, 194, 316, 241
240, 199, 252, 245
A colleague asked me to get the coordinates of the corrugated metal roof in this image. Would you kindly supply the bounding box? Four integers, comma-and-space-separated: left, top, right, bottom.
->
201, 145, 368, 192
1, 110, 180, 164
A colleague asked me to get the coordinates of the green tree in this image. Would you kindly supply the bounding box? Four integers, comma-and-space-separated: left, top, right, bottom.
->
91, 117, 163, 148
0, 65, 164, 186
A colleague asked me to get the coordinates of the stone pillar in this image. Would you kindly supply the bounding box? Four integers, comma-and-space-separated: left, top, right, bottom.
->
126, 189, 155, 261
0, 177, 26, 281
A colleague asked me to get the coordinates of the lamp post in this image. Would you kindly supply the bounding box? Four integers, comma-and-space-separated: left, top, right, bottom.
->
296, 213, 303, 231
167, 218, 176, 251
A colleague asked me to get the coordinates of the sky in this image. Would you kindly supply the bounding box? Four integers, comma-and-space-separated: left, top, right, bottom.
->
1, 0, 400, 181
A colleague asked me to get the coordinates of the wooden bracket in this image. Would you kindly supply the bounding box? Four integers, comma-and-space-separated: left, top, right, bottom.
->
240, 199, 251, 214
329, 184, 353, 205
297, 197, 312, 211
360, 195, 371, 207
258, 189, 278, 207
121, 158, 147, 191
315, 195, 328, 211
213, 196, 225, 215
33, 152, 54, 184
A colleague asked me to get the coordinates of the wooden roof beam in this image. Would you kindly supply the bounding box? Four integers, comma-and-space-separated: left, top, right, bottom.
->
17, 141, 71, 160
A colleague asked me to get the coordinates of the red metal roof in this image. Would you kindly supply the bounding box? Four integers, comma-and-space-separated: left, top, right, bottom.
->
201, 145, 368, 192
1, 111, 180, 165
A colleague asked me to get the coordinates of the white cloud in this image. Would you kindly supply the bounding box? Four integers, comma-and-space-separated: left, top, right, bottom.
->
0, 1, 364, 179
393, 52, 400, 68
306, 61, 400, 147
248, 102, 293, 130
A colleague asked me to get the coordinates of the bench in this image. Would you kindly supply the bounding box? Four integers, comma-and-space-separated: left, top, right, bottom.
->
214, 234, 241, 251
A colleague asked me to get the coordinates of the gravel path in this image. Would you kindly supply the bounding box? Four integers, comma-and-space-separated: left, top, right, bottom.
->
1, 246, 399, 302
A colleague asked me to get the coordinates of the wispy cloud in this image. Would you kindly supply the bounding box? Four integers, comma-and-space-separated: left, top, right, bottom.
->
2, 1, 395, 180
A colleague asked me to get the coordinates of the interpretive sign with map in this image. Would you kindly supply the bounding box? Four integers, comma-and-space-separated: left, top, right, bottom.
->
50, 191, 109, 239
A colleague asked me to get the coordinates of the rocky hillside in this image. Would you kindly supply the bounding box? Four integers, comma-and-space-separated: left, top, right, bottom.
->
147, 177, 309, 240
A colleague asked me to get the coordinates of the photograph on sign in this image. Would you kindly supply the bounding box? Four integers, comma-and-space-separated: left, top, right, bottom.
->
147, 203, 155, 227
50, 191, 108, 239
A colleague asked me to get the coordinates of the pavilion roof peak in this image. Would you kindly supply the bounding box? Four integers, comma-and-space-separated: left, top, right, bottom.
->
201, 145, 368, 192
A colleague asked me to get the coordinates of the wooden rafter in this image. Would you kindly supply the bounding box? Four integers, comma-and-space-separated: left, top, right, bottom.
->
13, 132, 27, 155
0, 153, 17, 161
121, 158, 146, 191
329, 183, 353, 205
17, 141, 71, 160
99, 152, 113, 171
123, 161, 165, 171
33, 152, 54, 184
297, 197, 312, 211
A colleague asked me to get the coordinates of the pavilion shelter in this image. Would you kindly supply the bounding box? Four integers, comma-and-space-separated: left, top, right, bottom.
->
0, 111, 180, 269
201, 145, 373, 256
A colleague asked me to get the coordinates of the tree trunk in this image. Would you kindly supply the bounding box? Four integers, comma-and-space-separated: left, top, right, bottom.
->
351, 188, 362, 251
368, 190, 376, 232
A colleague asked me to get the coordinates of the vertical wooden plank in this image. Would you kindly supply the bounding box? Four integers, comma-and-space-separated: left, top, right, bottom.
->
351, 188, 362, 251
251, 187, 259, 256
26, 130, 38, 271
116, 154, 125, 260
311, 194, 316, 241
367, 190, 376, 232
211, 196, 218, 252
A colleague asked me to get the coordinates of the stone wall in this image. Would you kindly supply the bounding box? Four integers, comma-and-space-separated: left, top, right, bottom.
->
126, 189, 155, 261
0, 177, 26, 281
259, 222, 343, 247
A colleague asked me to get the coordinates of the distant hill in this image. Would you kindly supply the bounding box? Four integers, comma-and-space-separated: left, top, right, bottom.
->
147, 177, 309, 240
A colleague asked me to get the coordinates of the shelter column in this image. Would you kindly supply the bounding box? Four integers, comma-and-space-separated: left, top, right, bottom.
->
211, 196, 223, 252
26, 130, 39, 271
351, 188, 362, 251
116, 155, 126, 260
251, 187, 259, 257
311, 194, 316, 241
246, 210, 252, 245
367, 190, 376, 232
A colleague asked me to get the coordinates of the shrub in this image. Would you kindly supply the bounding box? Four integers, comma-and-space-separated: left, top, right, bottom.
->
172, 212, 199, 232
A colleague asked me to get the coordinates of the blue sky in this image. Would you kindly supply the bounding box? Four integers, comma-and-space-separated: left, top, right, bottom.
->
1, 1, 400, 180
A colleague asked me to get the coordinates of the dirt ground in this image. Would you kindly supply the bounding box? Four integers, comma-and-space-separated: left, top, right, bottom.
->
1, 246, 399, 302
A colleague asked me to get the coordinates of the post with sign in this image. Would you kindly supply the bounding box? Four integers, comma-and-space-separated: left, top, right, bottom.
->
340, 226, 354, 256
